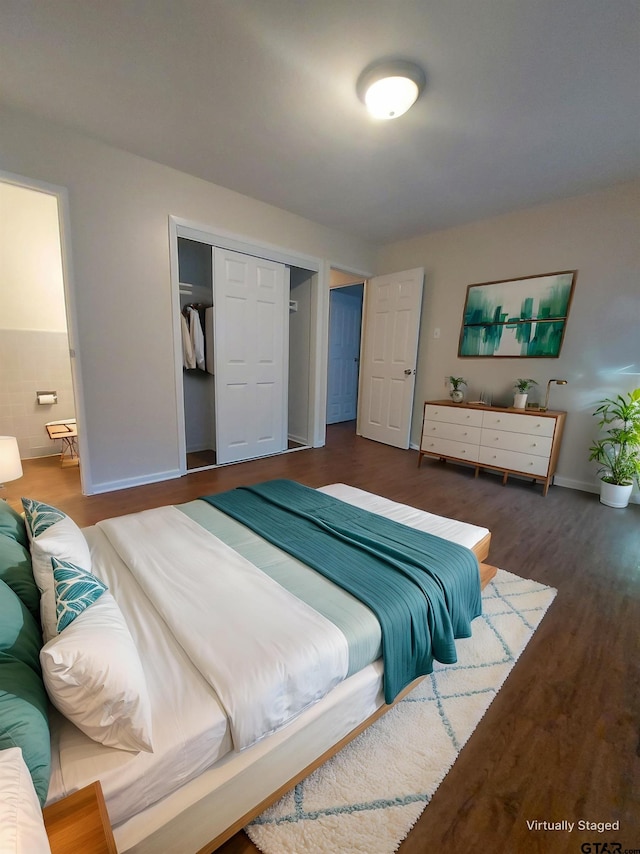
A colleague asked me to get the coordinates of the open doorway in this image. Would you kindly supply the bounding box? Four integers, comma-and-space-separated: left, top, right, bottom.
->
0, 178, 80, 478
326, 284, 363, 425
326, 270, 365, 431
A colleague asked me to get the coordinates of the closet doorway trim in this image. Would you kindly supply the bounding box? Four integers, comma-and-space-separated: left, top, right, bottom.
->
169, 216, 322, 475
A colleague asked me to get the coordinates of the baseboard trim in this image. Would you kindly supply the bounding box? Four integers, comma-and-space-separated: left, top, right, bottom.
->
554, 475, 640, 504
89, 468, 182, 495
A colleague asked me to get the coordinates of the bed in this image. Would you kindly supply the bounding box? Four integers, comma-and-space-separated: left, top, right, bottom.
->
0, 481, 494, 854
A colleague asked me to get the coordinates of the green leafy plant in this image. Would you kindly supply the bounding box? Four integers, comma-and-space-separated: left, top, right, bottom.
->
514, 378, 538, 393
448, 376, 467, 390
588, 388, 640, 486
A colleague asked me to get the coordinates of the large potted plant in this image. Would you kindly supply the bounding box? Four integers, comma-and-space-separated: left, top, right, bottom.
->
588, 388, 640, 508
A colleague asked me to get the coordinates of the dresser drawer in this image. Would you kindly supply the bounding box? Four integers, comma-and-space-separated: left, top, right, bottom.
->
425, 404, 483, 428
423, 420, 482, 445
480, 428, 553, 458
481, 410, 556, 437
478, 446, 550, 477
420, 436, 480, 462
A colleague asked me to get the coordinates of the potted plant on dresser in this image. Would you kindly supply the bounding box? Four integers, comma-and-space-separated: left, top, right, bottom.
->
448, 376, 467, 403
513, 378, 537, 409
588, 387, 640, 508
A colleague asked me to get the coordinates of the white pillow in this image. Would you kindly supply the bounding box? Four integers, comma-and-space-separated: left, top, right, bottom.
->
0, 747, 52, 854
22, 498, 92, 642
40, 591, 154, 753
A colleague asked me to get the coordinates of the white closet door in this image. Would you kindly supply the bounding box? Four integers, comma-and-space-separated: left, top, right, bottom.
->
214, 248, 288, 464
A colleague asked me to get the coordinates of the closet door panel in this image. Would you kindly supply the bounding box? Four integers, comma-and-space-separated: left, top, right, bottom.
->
214, 248, 288, 464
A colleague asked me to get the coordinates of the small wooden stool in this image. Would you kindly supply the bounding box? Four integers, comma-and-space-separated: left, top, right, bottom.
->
45, 419, 79, 467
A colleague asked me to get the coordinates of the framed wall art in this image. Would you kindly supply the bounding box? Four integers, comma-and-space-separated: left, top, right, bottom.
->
458, 270, 576, 358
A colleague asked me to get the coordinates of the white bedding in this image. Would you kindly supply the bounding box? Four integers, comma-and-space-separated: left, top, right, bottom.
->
48, 523, 232, 827
97, 506, 349, 750
46, 484, 489, 852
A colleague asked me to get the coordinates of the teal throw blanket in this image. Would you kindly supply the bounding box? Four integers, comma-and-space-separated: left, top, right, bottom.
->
202, 480, 482, 703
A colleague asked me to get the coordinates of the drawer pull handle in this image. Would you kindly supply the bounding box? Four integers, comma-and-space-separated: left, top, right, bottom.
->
496, 419, 501, 423
532, 442, 537, 447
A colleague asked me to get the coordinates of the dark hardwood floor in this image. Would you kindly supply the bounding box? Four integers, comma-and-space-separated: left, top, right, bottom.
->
6, 423, 639, 854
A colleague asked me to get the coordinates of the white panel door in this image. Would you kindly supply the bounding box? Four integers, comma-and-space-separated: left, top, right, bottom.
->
357, 268, 424, 449
326, 289, 363, 424
214, 248, 288, 464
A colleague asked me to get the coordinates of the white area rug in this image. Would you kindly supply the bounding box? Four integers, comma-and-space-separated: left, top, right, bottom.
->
246, 569, 556, 854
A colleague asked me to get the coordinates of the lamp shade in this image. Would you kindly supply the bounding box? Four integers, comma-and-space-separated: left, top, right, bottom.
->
0, 437, 23, 484
357, 60, 426, 120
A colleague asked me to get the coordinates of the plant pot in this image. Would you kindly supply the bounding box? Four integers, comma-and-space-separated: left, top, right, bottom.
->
513, 393, 527, 409
599, 479, 633, 509
450, 389, 464, 403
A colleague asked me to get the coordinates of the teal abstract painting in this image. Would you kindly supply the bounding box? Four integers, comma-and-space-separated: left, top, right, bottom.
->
458, 270, 576, 358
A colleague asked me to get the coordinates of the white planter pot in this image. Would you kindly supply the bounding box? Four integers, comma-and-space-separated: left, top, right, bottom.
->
599, 479, 633, 508
450, 389, 464, 403
513, 393, 527, 409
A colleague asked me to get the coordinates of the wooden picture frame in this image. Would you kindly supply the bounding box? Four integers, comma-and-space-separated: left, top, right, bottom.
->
458, 270, 576, 358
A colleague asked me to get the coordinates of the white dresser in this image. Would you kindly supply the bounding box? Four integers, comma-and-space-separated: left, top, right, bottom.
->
419, 400, 566, 495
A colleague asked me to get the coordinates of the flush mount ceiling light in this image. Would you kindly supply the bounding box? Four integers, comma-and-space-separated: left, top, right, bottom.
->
356, 59, 426, 120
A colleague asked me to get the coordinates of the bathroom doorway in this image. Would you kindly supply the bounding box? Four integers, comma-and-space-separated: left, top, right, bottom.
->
0, 174, 83, 486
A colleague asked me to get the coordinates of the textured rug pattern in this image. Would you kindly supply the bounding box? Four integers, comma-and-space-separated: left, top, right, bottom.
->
246, 569, 556, 854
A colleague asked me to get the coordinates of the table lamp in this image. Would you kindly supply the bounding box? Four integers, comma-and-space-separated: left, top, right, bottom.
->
540, 379, 568, 411
0, 436, 23, 495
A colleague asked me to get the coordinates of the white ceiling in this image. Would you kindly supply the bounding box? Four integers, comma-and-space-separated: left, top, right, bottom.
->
1, 0, 638, 243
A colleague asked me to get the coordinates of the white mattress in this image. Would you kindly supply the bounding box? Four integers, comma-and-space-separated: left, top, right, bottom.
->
46, 484, 489, 853
318, 484, 488, 550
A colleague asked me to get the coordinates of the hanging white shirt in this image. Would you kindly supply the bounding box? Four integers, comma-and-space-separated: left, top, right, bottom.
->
181, 313, 196, 370
188, 307, 206, 371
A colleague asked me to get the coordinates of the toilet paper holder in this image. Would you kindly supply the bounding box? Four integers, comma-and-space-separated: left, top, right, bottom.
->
36, 391, 58, 405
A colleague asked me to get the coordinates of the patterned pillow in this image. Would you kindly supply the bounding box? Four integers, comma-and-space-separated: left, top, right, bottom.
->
51, 558, 107, 633
21, 499, 92, 642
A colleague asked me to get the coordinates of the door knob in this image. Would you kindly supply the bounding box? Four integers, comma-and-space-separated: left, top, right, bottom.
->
404, 368, 415, 375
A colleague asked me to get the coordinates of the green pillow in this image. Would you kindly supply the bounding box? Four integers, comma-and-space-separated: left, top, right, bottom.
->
0, 579, 42, 673
0, 655, 51, 805
0, 500, 28, 548
0, 534, 40, 622
0, 579, 49, 804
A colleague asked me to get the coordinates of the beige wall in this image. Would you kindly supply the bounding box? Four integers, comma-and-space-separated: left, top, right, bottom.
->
377, 180, 640, 498
1, 102, 636, 498
0, 105, 376, 492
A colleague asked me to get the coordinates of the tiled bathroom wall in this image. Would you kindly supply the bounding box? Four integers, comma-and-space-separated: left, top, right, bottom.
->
0, 330, 75, 459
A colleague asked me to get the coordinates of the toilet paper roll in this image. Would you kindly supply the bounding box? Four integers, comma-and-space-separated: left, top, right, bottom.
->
37, 393, 57, 405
